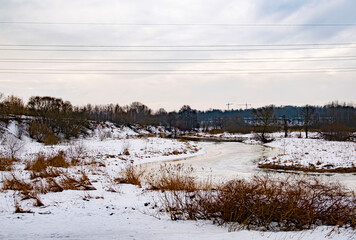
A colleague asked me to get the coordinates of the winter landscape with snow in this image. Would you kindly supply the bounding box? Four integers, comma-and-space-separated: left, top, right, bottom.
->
0, 118, 355, 240
2, 1, 356, 239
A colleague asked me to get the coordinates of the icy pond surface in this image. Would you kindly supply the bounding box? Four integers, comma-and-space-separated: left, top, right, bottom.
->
142, 142, 356, 190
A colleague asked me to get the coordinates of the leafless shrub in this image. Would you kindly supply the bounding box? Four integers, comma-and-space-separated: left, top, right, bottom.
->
46, 151, 69, 168
258, 162, 356, 173
102, 175, 121, 193
25, 154, 47, 172
59, 172, 96, 191
2, 174, 34, 196
14, 200, 33, 213
66, 141, 87, 164
13, 123, 25, 139
122, 141, 130, 155
25, 191, 44, 207
0, 154, 16, 171
321, 123, 353, 141
26, 151, 72, 174
34, 171, 95, 193
253, 132, 274, 143
1, 134, 25, 159
29, 121, 59, 145
43, 178, 63, 193
116, 164, 145, 187
98, 127, 112, 141
30, 167, 63, 179
43, 134, 60, 145
145, 164, 200, 192
160, 175, 356, 231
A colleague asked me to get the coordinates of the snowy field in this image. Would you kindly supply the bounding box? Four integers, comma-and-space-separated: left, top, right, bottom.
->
1, 184, 355, 240
0, 122, 355, 239
261, 137, 356, 171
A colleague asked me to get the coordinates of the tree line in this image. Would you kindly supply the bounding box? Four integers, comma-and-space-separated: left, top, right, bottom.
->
0, 93, 355, 142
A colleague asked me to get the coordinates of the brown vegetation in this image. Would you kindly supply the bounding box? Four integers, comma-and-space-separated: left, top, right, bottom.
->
0, 155, 16, 171
2, 174, 33, 195
258, 162, 356, 173
59, 172, 96, 191
116, 164, 145, 187
146, 164, 200, 192
252, 106, 277, 143
26, 151, 72, 174
321, 122, 353, 141
159, 174, 356, 231
14, 203, 33, 214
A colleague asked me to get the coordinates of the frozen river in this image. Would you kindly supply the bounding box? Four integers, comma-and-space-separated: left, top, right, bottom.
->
141, 142, 356, 190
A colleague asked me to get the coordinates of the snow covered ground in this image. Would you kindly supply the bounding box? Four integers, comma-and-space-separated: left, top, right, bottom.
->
0, 122, 355, 239
1, 183, 354, 240
1, 184, 355, 240
261, 138, 356, 171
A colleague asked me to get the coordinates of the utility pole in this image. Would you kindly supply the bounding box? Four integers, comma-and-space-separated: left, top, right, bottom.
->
226, 103, 233, 110
235, 103, 252, 110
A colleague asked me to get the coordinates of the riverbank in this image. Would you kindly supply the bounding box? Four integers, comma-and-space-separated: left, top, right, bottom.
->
1, 124, 355, 239
185, 131, 356, 173
261, 137, 356, 173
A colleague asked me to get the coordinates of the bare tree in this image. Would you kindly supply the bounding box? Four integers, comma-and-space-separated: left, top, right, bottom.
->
2, 134, 25, 159
301, 105, 316, 138
252, 106, 277, 143
281, 115, 289, 138
97, 125, 112, 141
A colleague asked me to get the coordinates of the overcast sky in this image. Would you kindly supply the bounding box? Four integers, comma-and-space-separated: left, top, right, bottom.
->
0, 0, 355, 111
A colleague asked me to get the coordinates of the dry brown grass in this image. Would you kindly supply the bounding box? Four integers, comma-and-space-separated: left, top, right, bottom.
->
26, 154, 47, 172
46, 151, 70, 168
14, 202, 33, 214
26, 151, 75, 179
31, 192, 44, 207
208, 129, 225, 134
259, 163, 356, 173
43, 178, 64, 193
146, 164, 203, 192
3, 175, 46, 210
0, 156, 16, 171
160, 174, 356, 231
34, 172, 96, 193
30, 167, 63, 179
116, 164, 145, 187
122, 142, 131, 156
2, 174, 33, 195
3, 171, 95, 198
59, 172, 96, 191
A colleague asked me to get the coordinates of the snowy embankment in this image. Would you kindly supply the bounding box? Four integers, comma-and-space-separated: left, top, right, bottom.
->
0, 120, 203, 180
259, 134, 356, 172
0, 121, 355, 239
2, 184, 354, 240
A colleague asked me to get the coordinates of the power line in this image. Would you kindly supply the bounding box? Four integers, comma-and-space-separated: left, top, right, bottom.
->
1, 56, 356, 61
0, 21, 355, 27
0, 69, 355, 75
1, 67, 355, 72
0, 43, 356, 48
1, 57, 356, 64
1, 46, 356, 52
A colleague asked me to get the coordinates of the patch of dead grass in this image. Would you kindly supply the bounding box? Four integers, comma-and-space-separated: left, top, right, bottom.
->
160, 174, 356, 231
0, 156, 16, 171
258, 162, 356, 173
145, 164, 204, 192
116, 164, 145, 187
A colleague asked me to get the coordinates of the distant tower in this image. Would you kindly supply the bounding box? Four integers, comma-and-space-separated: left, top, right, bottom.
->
226, 103, 233, 110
